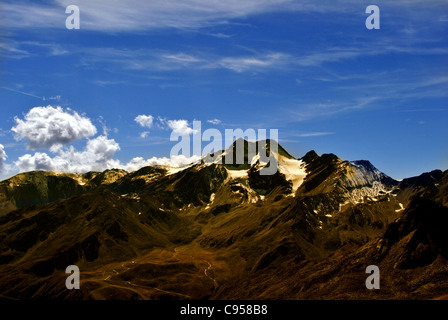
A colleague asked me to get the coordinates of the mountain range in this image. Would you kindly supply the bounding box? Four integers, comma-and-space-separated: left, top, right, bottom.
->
0, 139, 447, 300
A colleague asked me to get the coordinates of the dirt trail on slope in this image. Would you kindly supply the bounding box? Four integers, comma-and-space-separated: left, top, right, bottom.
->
174, 246, 219, 291
86, 244, 235, 299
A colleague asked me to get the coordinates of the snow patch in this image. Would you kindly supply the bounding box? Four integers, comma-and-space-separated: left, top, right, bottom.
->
344, 181, 391, 205
226, 168, 248, 180
395, 203, 404, 213
166, 165, 191, 175
205, 193, 216, 209
277, 156, 306, 193
74, 176, 87, 186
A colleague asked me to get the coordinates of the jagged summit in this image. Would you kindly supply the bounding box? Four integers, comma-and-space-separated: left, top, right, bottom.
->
202, 138, 295, 169
301, 150, 318, 163
0, 140, 420, 216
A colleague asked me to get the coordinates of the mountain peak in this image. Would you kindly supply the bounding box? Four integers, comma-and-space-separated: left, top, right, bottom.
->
301, 150, 340, 167
351, 160, 375, 170
301, 150, 318, 163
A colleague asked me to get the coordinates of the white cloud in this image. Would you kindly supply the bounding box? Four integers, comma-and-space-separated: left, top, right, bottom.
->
12, 105, 97, 149
167, 119, 198, 135
15, 152, 56, 172
135, 114, 154, 128
14, 139, 200, 174
82, 135, 120, 163
9, 109, 207, 175
121, 154, 201, 172
135, 115, 155, 138
0, 144, 7, 173
15, 135, 120, 173
13, 131, 200, 174
140, 131, 150, 138
207, 119, 222, 125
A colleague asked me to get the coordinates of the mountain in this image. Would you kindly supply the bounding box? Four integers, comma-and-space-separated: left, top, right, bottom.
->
0, 139, 446, 300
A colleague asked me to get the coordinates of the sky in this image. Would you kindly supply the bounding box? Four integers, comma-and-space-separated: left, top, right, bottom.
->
0, 0, 447, 181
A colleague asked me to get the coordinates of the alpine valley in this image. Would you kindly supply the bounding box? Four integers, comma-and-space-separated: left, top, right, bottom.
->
0, 140, 447, 300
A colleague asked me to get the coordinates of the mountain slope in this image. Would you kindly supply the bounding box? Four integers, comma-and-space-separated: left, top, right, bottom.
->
0, 140, 446, 300
213, 195, 448, 300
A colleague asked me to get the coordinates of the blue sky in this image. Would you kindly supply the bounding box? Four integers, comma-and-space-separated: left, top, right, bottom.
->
0, 0, 447, 180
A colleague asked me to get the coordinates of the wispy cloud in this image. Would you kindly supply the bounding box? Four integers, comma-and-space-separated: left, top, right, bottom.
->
1, 0, 446, 33
26, 36, 447, 77
81, 48, 203, 71
75, 47, 295, 74
295, 132, 335, 137
0, 39, 72, 60
0, 41, 32, 59
0, 87, 44, 100
1, 0, 296, 32
90, 79, 128, 87
213, 53, 291, 72
295, 43, 448, 68
334, 74, 448, 102
163, 53, 201, 64
207, 118, 222, 125
393, 108, 448, 113
284, 96, 382, 122
204, 32, 234, 39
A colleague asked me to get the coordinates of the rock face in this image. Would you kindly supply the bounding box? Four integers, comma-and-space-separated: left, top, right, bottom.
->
0, 139, 446, 300
378, 197, 448, 269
